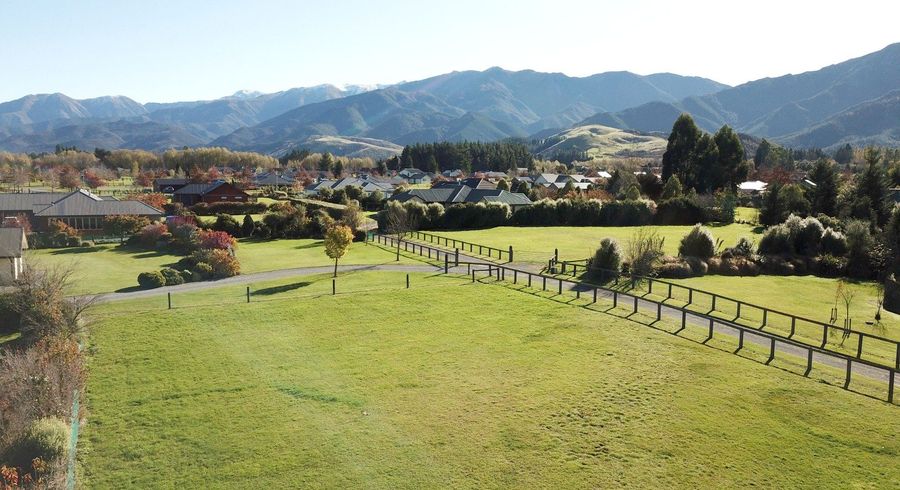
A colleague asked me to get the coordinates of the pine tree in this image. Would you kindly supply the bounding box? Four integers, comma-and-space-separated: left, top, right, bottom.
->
662, 114, 701, 182
689, 133, 719, 193
808, 158, 838, 216
660, 175, 683, 201
754, 139, 771, 167
713, 125, 746, 190
856, 147, 890, 225
241, 214, 256, 238
319, 152, 334, 172
497, 179, 510, 191
759, 182, 784, 226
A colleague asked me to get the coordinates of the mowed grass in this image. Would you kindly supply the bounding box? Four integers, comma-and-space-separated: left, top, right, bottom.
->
29, 239, 415, 295
81, 271, 899, 488
433, 223, 760, 262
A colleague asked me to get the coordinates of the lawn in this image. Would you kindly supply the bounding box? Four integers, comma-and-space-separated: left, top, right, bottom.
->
432, 223, 760, 262
80, 270, 898, 488
29, 239, 416, 295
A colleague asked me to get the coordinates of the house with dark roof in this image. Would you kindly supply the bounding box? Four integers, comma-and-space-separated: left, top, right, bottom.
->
31, 189, 164, 232
172, 182, 251, 206
153, 178, 191, 193
253, 173, 296, 188
305, 177, 395, 196
0, 192, 69, 221
433, 178, 497, 190
389, 185, 532, 211
0, 227, 28, 285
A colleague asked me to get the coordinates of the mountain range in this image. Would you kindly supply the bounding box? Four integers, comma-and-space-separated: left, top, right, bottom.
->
0, 43, 898, 155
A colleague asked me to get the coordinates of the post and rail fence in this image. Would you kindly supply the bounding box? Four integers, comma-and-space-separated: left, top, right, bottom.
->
369, 232, 899, 403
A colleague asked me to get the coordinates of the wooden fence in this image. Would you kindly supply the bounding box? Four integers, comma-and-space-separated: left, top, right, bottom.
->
371, 233, 898, 403
407, 230, 513, 262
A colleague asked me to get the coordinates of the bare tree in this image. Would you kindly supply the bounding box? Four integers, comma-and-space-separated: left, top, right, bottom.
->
382, 201, 418, 261
835, 280, 854, 345
5, 261, 94, 343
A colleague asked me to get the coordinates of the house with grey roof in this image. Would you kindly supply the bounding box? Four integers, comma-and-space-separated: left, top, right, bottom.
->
306, 177, 394, 197
389, 185, 532, 211
253, 173, 296, 188
0, 227, 28, 285
172, 182, 250, 206
31, 189, 164, 233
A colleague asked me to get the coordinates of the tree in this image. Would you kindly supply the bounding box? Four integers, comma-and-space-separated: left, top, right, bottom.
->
713, 125, 747, 190
807, 158, 838, 216
333, 159, 344, 177
689, 133, 719, 193
57, 165, 81, 189
241, 214, 256, 238
496, 179, 510, 191
759, 182, 784, 226
754, 139, 772, 167
324, 224, 353, 277
382, 201, 416, 261
855, 147, 889, 225
625, 183, 641, 200
662, 114, 701, 182
319, 152, 334, 172
834, 144, 853, 165
102, 215, 151, 242
426, 154, 440, 173
341, 201, 363, 232
660, 175, 683, 200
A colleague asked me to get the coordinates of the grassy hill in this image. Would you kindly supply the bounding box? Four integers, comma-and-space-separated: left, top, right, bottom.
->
534, 124, 668, 160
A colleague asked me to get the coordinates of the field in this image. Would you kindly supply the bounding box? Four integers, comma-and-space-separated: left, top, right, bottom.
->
535, 124, 667, 160
80, 270, 899, 488
29, 239, 416, 295
432, 223, 761, 262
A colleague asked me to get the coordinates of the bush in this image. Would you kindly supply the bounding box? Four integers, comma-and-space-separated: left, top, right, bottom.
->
758, 225, 794, 255
192, 262, 213, 280
137, 271, 166, 289
136, 222, 169, 247
656, 259, 693, 278
199, 230, 237, 250
12, 418, 69, 465
589, 238, 622, 278
759, 256, 795, 275
654, 197, 706, 225
627, 228, 665, 278
812, 255, 847, 277
821, 228, 848, 256
160, 268, 185, 286
845, 220, 874, 278
722, 237, 754, 258
684, 256, 708, 276
211, 214, 242, 237
678, 224, 716, 259
599, 199, 654, 226
190, 249, 240, 279
795, 217, 825, 256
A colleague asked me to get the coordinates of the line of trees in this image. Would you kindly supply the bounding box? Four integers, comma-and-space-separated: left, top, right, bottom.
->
661, 114, 750, 194
393, 141, 533, 173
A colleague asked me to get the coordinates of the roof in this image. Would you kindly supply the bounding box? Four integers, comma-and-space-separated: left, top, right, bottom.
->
0, 192, 69, 213
172, 181, 246, 196
33, 189, 164, 217
155, 178, 190, 186
0, 227, 27, 258
738, 180, 768, 192
254, 173, 295, 186
390, 185, 532, 207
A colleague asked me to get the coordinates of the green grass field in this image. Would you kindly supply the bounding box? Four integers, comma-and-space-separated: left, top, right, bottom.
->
432, 223, 760, 262
80, 270, 899, 488
29, 239, 416, 295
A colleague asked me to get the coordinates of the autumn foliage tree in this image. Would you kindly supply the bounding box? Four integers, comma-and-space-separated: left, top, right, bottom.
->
102, 215, 151, 242
324, 224, 353, 277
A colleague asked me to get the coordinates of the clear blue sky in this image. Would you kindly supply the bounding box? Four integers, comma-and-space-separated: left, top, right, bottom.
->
1, 0, 898, 103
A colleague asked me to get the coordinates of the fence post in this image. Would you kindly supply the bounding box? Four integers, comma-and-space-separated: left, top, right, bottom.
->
554, 248, 558, 262
406, 274, 410, 289
804, 349, 813, 376
688, 289, 693, 305
738, 329, 745, 352
790, 317, 796, 338
472, 270, 475, 283
558, 279, 563, 294
542, 276, 546, 291
633, 296, 638, 314
766, 338, 776, 364
888, 370, 895, 403
896, 344, 900, 371
822, 325, 829, 348
711, 295, 717, 311
593, 288, 598, 304
707, 318, 714, 341
656, 302, 661, 321
762, 309, 768, 328
444, 255, 449, 274
246, 286, 250, 303
528, 273, 532, 288
167, 292, 172, 310
856, 335, 863, 359
648, 279, 652, 294
844, 359, 852, 389
613, 291, 618, 308
455, 248, 459, 266
576, 289, 580, 300
667, 283, 672, 300
736, 302, 742, 318
332, 279, 336, 295
508, 246, 514, 263
680, 310, 686, 331
513, 270, 517, 284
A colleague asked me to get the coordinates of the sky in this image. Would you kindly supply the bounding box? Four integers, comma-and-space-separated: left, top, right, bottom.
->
1, 0, 898, 103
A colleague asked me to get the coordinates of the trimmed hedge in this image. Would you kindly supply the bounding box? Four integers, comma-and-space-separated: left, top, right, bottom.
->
190, 201, 268, 216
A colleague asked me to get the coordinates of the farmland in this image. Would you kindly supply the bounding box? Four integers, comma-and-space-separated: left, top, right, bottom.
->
80, 270, 899, 488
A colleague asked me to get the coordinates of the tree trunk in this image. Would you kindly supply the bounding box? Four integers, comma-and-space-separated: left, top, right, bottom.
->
334, 257, 338, 277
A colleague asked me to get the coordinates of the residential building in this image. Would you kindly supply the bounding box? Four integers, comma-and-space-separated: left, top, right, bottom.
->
172, 182, 251, 206
32, 189, 164, 232
253, 173, 296, 188
390, 183, 532, 211
0, 227, 27, 285
153, 178, 191, 193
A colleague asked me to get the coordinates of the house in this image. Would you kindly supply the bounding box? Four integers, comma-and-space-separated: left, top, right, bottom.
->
390, 179, 533, 211
0, 192, 69, 221
305, 177, 395, 197
0, 227, 27, 285
441, 169, 464, 180
172, 182, 251, 206
31, 189, 164, 232
253, 173, 296, 188
153, 178, 191, 193
406, 171, 432, 185
738, 180, 768, 195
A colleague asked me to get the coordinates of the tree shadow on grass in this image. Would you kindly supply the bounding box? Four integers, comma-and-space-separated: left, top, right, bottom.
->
47, 247, 103, 255
252, 281, 312, 296
115, 285, 146, 293
295, 241, 323, 250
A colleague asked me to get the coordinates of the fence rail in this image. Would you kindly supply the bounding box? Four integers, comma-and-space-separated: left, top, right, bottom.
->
374, 234, 898, 403
545, 256, 900, 372
407, 230, 513, 262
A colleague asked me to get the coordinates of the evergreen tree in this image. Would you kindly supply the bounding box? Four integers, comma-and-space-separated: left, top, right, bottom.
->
856, 147, 890, 225
332, 159, 344, 177
807, 158, 838, 216
834, 144, 853, 165
754, 139, 772, 167
759, 182, 784, 226
713, 125, 746, 190
497, 179, 510, 191
241, 214, 256, 238
660, 175, 683, 201
625, 183, 641, 200
662, 114, 701, 182
426, 155, 440, 173
319, 152, 334, 172
690, 133, 719, 193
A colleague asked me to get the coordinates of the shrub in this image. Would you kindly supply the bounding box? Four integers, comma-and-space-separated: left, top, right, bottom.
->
656, 259, 693, 278
190, 249, 240, 279
160, 268, 185, 286
241, 214, 256, 238
684, 256, 708, 276
189, 201, 268, 216
599, 199, 654, 226
627, 228, 665, 278
812, 255, 847, 277
211, 214, 242, 237
758, 225, 794, 255
821, 228, 848, 256
759, 256, 795, 275
589, 238, 623, 279
137, 271, 166, 289
13, 418, 69, 465
845, 220, 874, 278
678, 224, 715, 259
794, 217, 824, 256
137, 222, 169, 247
192, 262, 213, 280
199, 230, 237, 250
723, 237, 754, 258
654, 197, 706, 225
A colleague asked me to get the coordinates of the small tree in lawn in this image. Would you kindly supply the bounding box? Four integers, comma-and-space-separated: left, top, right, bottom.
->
241, 214, 256, 238
383, 201, 417, 261
324, 224, 353, 277
103, 215, 151, 243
